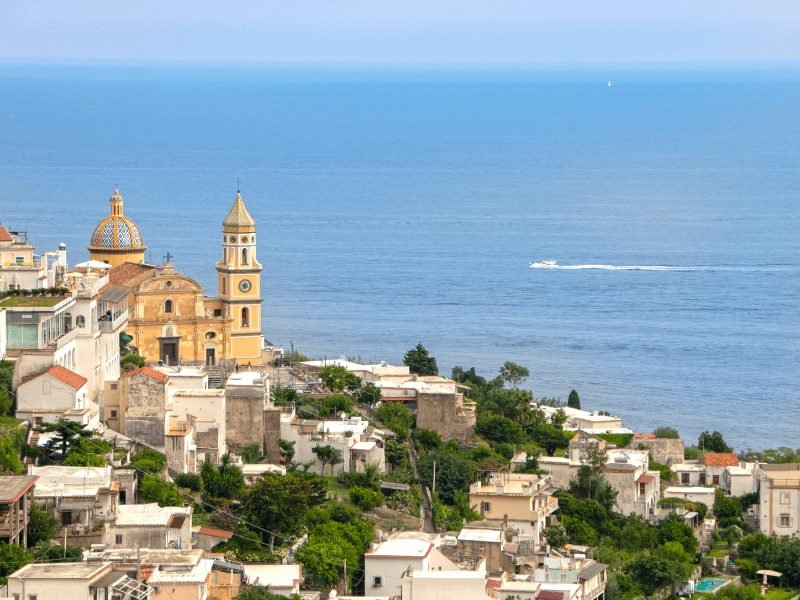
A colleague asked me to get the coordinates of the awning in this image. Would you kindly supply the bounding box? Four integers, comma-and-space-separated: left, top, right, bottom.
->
637, 474, 655, 484
99, 285, 129, 304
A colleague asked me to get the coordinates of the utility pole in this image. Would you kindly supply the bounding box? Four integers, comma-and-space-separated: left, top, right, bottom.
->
343, 559, 348, 594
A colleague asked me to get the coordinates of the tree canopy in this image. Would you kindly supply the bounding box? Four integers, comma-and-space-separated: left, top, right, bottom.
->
567, 389, 581, 409
403, 343, 438, 376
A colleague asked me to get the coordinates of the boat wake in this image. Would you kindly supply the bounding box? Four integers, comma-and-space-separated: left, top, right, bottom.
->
529, 261, 795, 272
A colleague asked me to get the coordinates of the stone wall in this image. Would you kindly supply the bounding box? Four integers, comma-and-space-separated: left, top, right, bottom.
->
416, 392, 476, 442
225, 387, 266, 455
263, 408, 282, 463
124, 374, 166, 448
630, 438, 684, 465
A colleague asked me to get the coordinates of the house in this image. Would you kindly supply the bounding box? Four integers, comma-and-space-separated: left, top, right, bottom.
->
533, 404, 632, 435
702, 453, 740, 486
281, 412, 386, 475
148, 558, 215, 600
663, 486, 716, 510
525, 557, 608, 600
5, 562, 147, 600
28, 465, 118, 539
192, 525, 234, 550
169, 388, 226, 465
456, 521, 506, 573
468, 473, 559, 544
671, 462, 708, 486
0, 475, 38, 545
399, 564, 491, 600
107, 365, 170, 449
540, 434, 660, 518
724, 463, 757, 497
0, 226, 65, 291
242, 564, 303, 597
107, 502, 193, 549
756, 463, 800, 537
365, 535, 460, 598
15, 364, 95, 428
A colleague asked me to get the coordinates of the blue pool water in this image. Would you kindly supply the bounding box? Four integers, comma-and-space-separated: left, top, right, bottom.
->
1, 64, 798, 450
695, 578, 728, 592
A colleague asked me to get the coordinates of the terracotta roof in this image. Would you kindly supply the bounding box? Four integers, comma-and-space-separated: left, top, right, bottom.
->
21, 365, 88, 390
636, 474, 655, 484
0, 226, 12, 242
109, 262, 159, 288
197, 526, 234, 540
122, 366, 168, 383
703, 453, 739, 467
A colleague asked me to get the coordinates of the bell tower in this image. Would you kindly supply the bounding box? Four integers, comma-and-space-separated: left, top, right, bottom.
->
218, 191, 264, 363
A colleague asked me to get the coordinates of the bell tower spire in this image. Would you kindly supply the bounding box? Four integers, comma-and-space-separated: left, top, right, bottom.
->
217, 189, 264, 363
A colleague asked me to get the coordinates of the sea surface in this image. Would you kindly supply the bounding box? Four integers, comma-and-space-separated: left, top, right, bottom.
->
1, 64, 799, 450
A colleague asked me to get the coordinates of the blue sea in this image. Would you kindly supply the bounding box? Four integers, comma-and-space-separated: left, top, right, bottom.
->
1, 64, 798, 450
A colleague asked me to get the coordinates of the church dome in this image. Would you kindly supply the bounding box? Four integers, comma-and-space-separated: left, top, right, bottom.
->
88, 188, 146, 251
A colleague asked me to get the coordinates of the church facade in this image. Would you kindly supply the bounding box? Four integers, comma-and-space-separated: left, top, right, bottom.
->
88, 189, 265, 365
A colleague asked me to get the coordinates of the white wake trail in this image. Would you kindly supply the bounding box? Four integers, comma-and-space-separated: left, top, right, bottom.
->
529, 262, 796, 272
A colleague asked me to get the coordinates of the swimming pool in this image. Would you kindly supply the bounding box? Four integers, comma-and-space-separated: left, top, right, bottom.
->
696, 578, 728, 592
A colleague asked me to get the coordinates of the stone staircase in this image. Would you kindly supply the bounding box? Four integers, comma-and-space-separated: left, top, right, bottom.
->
205, 365, 224, 388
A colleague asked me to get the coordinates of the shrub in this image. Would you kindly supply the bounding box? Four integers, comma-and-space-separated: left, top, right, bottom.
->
349, 486, 384, 511
175, 473, 202, 492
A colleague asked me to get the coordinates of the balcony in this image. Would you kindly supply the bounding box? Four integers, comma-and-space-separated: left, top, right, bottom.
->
98, 309, 128, 333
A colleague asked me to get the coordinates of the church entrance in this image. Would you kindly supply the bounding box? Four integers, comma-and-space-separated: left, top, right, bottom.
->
205, 348, 216, 366
158, 336, 180, 365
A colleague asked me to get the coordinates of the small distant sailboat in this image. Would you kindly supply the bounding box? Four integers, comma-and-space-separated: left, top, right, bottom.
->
608, 80, 613, 87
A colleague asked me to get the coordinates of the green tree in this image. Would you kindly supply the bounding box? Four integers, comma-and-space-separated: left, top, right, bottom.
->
499, 361, 529, 388
349, 486, 384, 511
243, 472, 327, 551
272, 386, 299, 407
625, 553, 689, 596
0, 542, 32, 581
375, 402, 413, 438
656, 513, 698, 555
174, 473, 202, 492
403, 343, 438, 376
201, 455, 245, 501
475, 414, 525, 445
319, 365, 361, 392
450, 366, 486, 388
546, 522, 568, 549
479, 387, 532, 420
384, 439, 409, 470
139, 476, 183, 506
0, 390, 12, 416
120, 352, 146, 371
236, 588, 302, 600
26, 502, 58, 547
698, 430, 732, 453
567, 389, 581, 409
412, 428, 442, 452
63, 435, 113, 467
355, 382, 382, 406
418, 451, 475, 504
278, 439, 296, 464
653, 426, 680, 439
240, 443, 262, 464
35, 418, 92, 460
31, 541, 83, 562
130, 447, 167, 474
320, 393, 354, 417
312, 444, 344, 476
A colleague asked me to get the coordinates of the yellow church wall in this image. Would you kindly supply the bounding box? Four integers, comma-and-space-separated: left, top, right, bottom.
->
89, 249, 145, 269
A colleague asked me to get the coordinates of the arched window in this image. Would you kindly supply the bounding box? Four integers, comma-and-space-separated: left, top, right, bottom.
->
221, 279, 226, 294
242, 248, 249, 265
76, 315, 86, 328
241, 307, 249, 328
164, 299, 173, 314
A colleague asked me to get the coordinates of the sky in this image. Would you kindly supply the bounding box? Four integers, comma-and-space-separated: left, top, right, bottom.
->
1, 0, 799, 66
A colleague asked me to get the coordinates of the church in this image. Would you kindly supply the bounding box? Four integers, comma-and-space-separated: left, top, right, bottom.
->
87, 188, 265, 366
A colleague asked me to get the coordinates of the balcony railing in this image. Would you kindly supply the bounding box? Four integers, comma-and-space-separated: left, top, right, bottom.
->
98, 310, 128, 333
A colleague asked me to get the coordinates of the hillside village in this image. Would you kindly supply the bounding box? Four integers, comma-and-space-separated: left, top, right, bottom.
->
1, 211, 799, 600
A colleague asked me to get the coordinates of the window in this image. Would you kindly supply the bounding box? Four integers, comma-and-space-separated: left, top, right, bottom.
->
681, 473, 690, 484
712, 475, 720, 485
241, 236, 248, 243
213, 308, 222, 317
373, 576, 383, 588
110, 383, 117, 390
221, 278, 226, 294
164, 299, 173, 314
115, 534, 123, 544
27, 595, 37, 600
480, 501, 491, 514
242, 247, 249, 264
241, 307, 249, 327
779, 514, 792, 528
780, 492, 791, 505
205, 331, 216, 340
76, 315, 85, 328
699, 474, 707, 485
15, 256, 23, 265
110, 410, 118, 418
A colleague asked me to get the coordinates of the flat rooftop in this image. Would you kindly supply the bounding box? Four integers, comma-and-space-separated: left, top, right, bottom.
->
0, 475, 38, 503
0, 295, 67, 308
115, 503, 191, 526
226, 371, 268, 386
366, 538, 432, 558
665, 486, 716, 495
28, 466, 112, 498
10, 562, 109, 579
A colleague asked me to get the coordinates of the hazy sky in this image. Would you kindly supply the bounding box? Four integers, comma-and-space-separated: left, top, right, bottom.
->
1, 0, 799, 65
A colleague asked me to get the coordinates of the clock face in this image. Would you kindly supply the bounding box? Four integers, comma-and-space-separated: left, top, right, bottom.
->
239, 279, 252, 293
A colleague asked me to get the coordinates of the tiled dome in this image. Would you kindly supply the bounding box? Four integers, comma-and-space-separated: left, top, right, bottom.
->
88, 189, 146, 251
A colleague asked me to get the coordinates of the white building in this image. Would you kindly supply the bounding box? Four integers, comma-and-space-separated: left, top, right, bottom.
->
757, 463, 800, 537
15, 364, 97, 428
0, 225, 66, 291
663, 486, 716, 510
365, 536, 460, 598
533, 404, 632, 435
107, 502, 193, 550
242, 564, 302, 597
